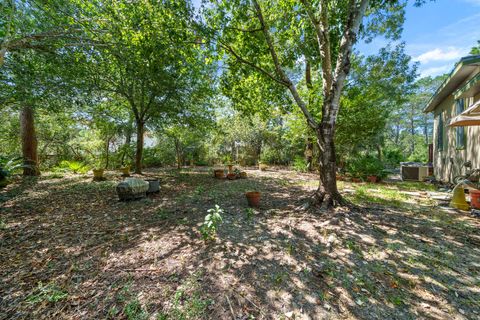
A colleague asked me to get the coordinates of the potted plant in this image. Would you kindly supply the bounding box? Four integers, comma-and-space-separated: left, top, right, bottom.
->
234, 168, 241, 178
258, 161, 267, 171
234, 168, 247, 178
92, 160, 106, 181
121, 164, 131, 177
351, 176, 362, 183
245, 191, 261, 207
363, 156, 385, 183
92, 168, 105, 181
213, 169, 225, 179
347, 155, 385, 183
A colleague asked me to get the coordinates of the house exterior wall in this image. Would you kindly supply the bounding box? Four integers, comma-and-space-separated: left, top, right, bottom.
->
433, 67, 480, 182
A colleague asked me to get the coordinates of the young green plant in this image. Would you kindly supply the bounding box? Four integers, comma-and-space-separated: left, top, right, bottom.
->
200, 205, 224, 241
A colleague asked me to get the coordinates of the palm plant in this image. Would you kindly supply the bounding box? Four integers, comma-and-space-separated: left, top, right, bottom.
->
0, 157, 28, 187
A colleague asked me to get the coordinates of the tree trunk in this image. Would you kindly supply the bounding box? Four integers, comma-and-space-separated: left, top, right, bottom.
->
311, 125, 344, 209
121, 126, 132, 166
174, 138, 182, 169
20, 106, 40, 176
377, 144, 382, 161
394, 123, 400, 144
105, 137, 111, 169
410, 117, 415, 155
135, 120, 144, 174
306, 137, 313, 172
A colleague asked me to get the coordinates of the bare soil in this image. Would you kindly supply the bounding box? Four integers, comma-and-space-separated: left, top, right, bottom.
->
1, 167, 479, 319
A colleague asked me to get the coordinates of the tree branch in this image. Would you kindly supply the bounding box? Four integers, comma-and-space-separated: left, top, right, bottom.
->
226, 26, 263, 33
300, 0, 333, 98
219, 41, 287, 86
327, 0, 369, 125
251, 0, 318, 129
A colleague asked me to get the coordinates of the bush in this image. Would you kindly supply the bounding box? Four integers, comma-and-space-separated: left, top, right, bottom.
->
0, 157, 24, 179
292, 156, 308, 172
195, 159, 209, 166
383, 148, 405, 168
0, 157, 27, 186
143, 147, 169, 167
56, 160, 89, 174
260, 147, 290, 165
346, 154, 386, 179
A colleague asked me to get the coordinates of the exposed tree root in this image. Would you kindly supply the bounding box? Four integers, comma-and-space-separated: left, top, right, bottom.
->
297, 189, 358, 213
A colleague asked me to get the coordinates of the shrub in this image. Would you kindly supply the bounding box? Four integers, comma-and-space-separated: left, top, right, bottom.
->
260, 147, 290, 165
0, 157, 25, 181
292, 156, 308, 172
195, 159, 209, 166
200, 205, 223, 241
142, 147, 170, 167
346, 155, 386, 179
383, 148, 405, 168
56, 160, 89, 174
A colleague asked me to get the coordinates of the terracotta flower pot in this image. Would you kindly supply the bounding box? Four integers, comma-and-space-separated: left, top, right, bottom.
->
245, 191, 261, 207
470, 189, 480, 209
214, 169, 224, 179
227, 173, 236, 180
352, 177, 362, 183
367, 175, 378, 183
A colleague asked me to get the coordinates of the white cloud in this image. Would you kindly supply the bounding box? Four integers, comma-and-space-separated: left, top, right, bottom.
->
463, 0, 480, 6
414, 47, 465, 64
420, 65, 452, 77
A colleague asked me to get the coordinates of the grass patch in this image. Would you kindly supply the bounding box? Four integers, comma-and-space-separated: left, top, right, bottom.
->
391, 181, 436, 192
26, 282, 68, 304
124, 299, 148, 320
156, 209, 172, 220
108, 282, 149, 320
348, 185, 410, 207
158, 271, 212, 320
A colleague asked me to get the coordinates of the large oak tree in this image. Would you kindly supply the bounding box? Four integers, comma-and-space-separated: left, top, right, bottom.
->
204, 0, 426, 209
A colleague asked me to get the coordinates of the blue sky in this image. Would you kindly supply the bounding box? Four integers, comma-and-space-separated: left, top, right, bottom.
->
358, 0, 480, 77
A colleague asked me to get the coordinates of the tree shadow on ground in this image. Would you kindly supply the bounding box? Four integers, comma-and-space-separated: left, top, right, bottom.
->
0, 168, 479, 319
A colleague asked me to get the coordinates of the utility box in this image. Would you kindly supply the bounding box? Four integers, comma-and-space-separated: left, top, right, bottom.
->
400, 163, 432, 181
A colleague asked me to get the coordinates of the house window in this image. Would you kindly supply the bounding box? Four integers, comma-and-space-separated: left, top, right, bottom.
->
456, 98, 466, 149
437, 112, 444, 151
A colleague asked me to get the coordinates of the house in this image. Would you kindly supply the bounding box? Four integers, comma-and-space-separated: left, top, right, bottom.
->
424, 55, 480, 183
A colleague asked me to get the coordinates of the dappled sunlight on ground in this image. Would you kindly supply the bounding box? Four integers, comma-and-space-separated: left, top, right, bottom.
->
1, 167, 479, 319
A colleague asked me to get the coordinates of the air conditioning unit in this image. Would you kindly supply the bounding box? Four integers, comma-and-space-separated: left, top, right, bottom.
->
400, 163, 432, 181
